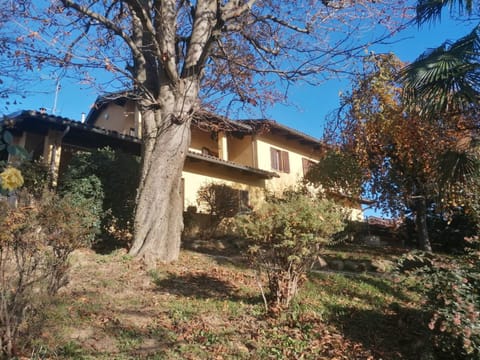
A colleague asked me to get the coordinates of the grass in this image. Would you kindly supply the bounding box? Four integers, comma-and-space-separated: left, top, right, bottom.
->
18, 246, 431, 359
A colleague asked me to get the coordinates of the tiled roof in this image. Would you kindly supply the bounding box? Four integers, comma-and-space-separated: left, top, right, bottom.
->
239, 119, 325, 149
3, 110, 278, 180
84, 92, 326, 149
187, 151, 278, 179
5, 110, 141, 144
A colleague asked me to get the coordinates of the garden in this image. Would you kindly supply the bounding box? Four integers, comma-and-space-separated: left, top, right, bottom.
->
0, 136, 478, 359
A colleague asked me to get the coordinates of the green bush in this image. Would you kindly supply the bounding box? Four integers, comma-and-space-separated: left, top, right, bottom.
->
398, 250, 480, 359
0, 190, 96, 358
235, 190, 346, 312
58, 147, 140, 244
18, 160, 51, 198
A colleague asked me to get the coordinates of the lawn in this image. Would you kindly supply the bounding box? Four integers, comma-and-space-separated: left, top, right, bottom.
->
23, 244, 433, 360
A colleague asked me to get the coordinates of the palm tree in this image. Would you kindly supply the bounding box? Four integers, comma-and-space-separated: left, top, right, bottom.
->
400, 1, 480, 250
401, 1, 480, 118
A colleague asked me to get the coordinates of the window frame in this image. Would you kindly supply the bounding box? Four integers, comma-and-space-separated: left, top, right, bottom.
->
270, 147, 290, 173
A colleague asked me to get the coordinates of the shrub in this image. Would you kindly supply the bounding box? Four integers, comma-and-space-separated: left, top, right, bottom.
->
18, 160, 51, 198
0, 191, 96, 358
197, 183, 242, 238
58, 147, 140, 244
235, 190, 346, 312
398, 250, 480, 359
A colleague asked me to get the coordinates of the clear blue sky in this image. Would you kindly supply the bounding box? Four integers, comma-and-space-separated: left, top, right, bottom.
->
8, 12, 476, 140
268, 16, 477, 139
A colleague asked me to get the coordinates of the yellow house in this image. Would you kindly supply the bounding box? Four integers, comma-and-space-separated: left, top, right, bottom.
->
3, 100, 363, 220
84, 95, 333, 213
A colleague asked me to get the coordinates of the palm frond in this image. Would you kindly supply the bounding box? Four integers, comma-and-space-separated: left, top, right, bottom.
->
416, 0, 473, 25
400, 25, 480, 118
437, 149, 480, 187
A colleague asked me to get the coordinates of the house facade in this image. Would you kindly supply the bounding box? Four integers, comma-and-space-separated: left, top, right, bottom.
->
85, 96, 348, 215
3, 99, 362, 220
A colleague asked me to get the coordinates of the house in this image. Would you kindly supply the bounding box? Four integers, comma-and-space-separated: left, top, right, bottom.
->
84, 95, 350, 214
2, 97, 363, 220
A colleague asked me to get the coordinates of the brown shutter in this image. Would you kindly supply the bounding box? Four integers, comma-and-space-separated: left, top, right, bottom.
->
303, 158, 314, 175
302, 158, 308, 175
270, 147, 278, 170
282, 151, 290, 173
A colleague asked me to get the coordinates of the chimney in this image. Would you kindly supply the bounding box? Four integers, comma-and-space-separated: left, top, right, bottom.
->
81, 112, 86, 123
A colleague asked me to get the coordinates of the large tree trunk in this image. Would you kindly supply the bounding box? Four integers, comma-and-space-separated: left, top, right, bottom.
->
129, 107, 191, 263
414, 196, 432, 252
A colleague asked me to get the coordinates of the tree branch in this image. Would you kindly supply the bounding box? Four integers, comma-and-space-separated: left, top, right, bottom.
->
253, 14, 310, 34
152, 0, 179, 83
221, 0, 256, 22
59, 0, 144, 62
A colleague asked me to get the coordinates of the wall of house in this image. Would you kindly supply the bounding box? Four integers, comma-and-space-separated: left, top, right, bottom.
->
189, 128, 219, 156
228, 134, 254, 167
255, 134, 319, 194
93, 102, 136, 135
182, 162, 266, 211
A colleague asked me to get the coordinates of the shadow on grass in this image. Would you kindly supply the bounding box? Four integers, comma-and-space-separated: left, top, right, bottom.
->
355, 275, 413, 303
181, 236, 249, 259
328, 304, 433, 360
91, 237, 129, 255
152, 272, 261, 304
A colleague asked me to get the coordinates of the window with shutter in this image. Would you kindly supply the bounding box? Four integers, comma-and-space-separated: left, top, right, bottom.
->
270, 147, 280, 171
281, 150, 290, 173
302, 158, 315, 175
270, 147, 290, 173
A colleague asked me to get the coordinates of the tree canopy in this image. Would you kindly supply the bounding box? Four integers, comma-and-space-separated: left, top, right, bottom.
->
310, 53, 480, 250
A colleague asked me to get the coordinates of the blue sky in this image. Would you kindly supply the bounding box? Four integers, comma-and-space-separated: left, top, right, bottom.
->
7, 11, 476, 140
268, 16, 478, 139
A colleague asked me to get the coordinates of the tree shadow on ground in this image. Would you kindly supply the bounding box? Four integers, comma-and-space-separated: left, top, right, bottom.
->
328, 304, 433, 360
152, 272, 260, 304
181, 236, 248, 257
354, 275, 413, 303
91, 236, 129, 255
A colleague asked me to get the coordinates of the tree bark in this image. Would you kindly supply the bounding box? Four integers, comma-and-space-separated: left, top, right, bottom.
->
129, 107, 192, 263
414, 196, 432, 252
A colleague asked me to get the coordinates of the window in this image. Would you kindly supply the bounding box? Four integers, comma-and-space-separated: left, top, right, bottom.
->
270, 147, 290, 173
302, 158, 316, 176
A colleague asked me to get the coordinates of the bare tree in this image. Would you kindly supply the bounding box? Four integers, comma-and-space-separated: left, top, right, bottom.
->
7, 0, 411, 263
0, 2, 32, 110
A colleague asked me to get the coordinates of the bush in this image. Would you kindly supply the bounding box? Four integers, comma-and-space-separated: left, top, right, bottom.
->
197, 183, 243, 238
398, 250, 480, 359
58, 147, 140, 244
0, 191, 96, 358
18, 160, 51, 198
235, 190, 346, 312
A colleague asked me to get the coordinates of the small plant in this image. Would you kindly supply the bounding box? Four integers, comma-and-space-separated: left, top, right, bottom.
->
398, 250, 480, 359
0, 191, 96, 358
197, 183, 242, 238
235, 190, 346, 312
